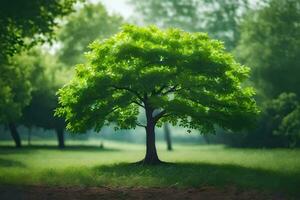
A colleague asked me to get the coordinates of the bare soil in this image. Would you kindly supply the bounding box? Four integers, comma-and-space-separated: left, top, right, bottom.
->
0, 185, 285, 200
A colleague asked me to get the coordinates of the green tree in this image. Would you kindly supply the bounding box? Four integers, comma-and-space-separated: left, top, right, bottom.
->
0, 56, 32, 147
0, 0, 77, 147
163, 123, 172, 151
22, 51, 71, 148
276, 106, 300, 148
56, 25, 258, 164
235, 0, 300, 98
234, 93, 300, 148
231, 0, 300, 148
266, 93, 300, 148
58, 3, 123, 66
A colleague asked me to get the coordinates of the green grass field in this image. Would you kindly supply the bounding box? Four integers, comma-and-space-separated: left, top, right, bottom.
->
0, 140, 300, 197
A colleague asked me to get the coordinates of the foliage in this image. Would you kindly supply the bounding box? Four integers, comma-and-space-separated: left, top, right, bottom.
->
130, 0, 249, 50
276, 107, 300, 147
21, 50, 71, 131
0, 0, 77, 133
259, 93, 300, 147
271, 93, 300, 147
222, 0, 300, 148
0, 55, 33, 123
56, 25, 258, 134
0, 0, 77, 61
265, 93, 298, 127
58, 3, 123, 66
235, 0, 300, 98
220, 93, 300, 148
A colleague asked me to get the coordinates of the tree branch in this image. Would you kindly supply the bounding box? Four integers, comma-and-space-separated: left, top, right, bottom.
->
153, 85, 167, 95
161, 85, 180, 96
153, 109, 167, 123
132, 100, 145, 108
112, 86, 144, 101
106, 106, 120, 116
136, 122, 146, 128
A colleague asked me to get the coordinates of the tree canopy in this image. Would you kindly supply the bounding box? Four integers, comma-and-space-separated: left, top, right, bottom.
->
56, 25, 258, 134
0, 55, 32, 123
268, 93, 300, 147
0, 0, 76, 61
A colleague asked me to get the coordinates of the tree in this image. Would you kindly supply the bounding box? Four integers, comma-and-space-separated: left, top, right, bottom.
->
22, 51, 70, 148
229, 93, 300, 148
276, 106, 300, 148
56, 25, 258, 164
0, 55, 33, 147
23, 90, 66, 148
235, 0, 300, 98
268, 93, 300, 147
0, 0, 77, 147
58, 3, 123, 66
231, 0, 300, 148
130, 0, 249, 50
163, 123, 172, 151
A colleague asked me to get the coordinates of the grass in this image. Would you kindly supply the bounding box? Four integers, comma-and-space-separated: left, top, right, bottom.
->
0, 140, 300, 197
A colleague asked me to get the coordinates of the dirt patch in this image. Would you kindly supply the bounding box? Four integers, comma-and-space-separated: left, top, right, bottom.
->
0, 185, 285, 200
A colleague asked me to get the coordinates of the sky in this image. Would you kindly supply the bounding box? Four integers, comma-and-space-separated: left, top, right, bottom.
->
94, 0, 134, 19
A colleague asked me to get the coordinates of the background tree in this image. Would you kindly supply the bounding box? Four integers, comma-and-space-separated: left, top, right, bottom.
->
0, 0, 77, 147
242, 93, 299, 148
129, 0, 249, 50
56, 25, 258, 164
163, 123, 172, 151
58, 3, 123, 66
228, 0, 300, 147
268, 93, 300, 148
235, 0, 300, 98
0, 55, 33, 147
21, 50, 71, 148
276, 105, 300, 148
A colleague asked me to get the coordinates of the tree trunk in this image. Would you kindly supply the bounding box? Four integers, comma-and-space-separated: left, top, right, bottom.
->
55, 128, 65, 149
27, 128, 31, 146
143, 122, 161, 164
8, 122, 21, 148
203, 135, 210, 144
164, 123, 172, 151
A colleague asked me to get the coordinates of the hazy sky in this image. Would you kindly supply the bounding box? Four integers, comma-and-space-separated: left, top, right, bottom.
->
94, 0, 134, 19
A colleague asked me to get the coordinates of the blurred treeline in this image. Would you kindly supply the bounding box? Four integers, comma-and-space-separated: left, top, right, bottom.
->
0, 0, 300, 148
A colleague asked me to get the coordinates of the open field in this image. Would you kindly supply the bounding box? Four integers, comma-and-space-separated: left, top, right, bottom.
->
0, 140, 300, 199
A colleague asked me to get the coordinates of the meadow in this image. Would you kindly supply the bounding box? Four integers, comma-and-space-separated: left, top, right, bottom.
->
0, 140, 300, 198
